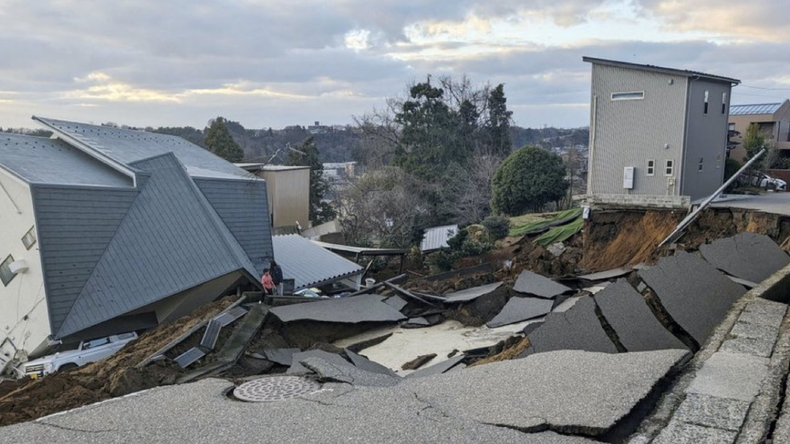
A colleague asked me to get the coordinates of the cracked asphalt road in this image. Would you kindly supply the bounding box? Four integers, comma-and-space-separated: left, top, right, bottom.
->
0, 349, 688, 444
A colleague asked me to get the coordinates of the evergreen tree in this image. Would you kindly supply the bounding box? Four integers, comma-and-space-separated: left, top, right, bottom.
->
491, 145, 568, 215
288, 137, 336, 224
204, 117, 244, 162
487, 84, 513, 158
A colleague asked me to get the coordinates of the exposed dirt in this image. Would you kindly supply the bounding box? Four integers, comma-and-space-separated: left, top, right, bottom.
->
580, 208, 790, 272
469, 336, 531, 367
0, 296, 237, 427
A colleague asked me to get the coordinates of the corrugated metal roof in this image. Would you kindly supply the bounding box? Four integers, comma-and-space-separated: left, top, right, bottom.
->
56, 153, 257, 337
0, 133, 132, 187
34, 117, 252, 180
273, 234, 363, 290
729, 103, 783, 116
420, 224, 459, 252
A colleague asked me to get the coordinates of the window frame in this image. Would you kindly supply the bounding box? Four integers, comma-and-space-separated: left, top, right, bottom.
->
611, 91, 645, 101
665, 160, 674, 177
646, 159, 655, 176
698, 157, 704, 173
721, 92, 727, 114
704, 90, 709, 114
22, 226, 36, 250
716, 154, 722, 169
0, 255, 15, 287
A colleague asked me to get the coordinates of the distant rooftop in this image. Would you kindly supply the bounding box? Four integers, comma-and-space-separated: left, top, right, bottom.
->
583, 56, 741, 85
729, 103, 784, 116
236, 163, 310, 172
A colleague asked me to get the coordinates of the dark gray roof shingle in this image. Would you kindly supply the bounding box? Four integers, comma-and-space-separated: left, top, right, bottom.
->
0, 133, 132, 187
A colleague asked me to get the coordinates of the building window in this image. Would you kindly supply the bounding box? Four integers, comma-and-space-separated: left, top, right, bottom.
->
704, 90, 709, 114
665, 160, 674, 176
22, 227, 36, 250
646, 159, 655, 176
0, 255, 15, 287
716, 154, 722, 169
721, 92, 727, 114
611, 91, 645, 101
698, 157, 704, 172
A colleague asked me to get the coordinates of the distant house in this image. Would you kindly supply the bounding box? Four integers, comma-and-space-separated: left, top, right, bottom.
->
583, 57, 740, 206
237, 164, 310, 230
0, 117, 273, 372
728, 100, 790, 162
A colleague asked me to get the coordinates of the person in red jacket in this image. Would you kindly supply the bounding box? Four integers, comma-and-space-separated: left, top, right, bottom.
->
261, 269, 274, 295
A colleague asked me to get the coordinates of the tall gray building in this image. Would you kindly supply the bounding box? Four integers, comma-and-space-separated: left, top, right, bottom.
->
583, 57, 740, 206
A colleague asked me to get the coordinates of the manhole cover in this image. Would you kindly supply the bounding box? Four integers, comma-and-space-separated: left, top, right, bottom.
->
233, 376, 321, 402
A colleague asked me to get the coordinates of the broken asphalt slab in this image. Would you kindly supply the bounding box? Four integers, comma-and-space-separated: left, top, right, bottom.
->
270, 294, 407, 324
344, 349, 399, 377
486, 296, 553, 328
699, 232, 790, 284
263, 348, 301, 367
594, 280, 688, 352
404, 355, 465, 379
287, 350, 351, 375
513, 270, 572, 299
301, 357, 402, 387
639, 251, 746, 347
403, 349, 690, 438
522, 296, 619, 356
443, 282, 503, 303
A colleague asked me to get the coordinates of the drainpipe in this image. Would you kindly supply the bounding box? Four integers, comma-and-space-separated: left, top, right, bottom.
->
588, 94, 598, 195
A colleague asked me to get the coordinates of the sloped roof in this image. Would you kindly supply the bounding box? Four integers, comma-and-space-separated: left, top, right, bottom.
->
729, 103, 783, 116
34, 117, 252, 180
0, 133, 132, 187
54, 153, 258, 337
420, 224, 458, 252
273, 234, 364, 290
583, 57, 741, 85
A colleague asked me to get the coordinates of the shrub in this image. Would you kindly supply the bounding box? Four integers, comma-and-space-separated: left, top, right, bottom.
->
481, 215, 510, 241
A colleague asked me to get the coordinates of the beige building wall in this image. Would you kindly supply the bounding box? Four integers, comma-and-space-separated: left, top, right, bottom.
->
0, 170, 51, 370
729, 101, 790, 162
259, 168, 310, 228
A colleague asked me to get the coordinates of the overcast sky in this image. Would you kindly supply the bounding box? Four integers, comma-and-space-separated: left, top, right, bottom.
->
1, 0, 788, 130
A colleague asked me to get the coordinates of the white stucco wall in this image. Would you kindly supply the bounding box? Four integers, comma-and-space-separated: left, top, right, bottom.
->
0, 170, 50, 371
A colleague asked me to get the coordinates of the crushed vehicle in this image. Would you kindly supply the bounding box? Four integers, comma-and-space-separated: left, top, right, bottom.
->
19, 332, 138, 379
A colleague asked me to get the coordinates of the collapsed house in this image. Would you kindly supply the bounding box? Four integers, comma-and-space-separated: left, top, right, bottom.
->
0, 117, 274, 373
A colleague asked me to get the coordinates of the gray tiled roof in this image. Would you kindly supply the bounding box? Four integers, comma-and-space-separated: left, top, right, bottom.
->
273, 234, 363, 290
729, 103, 783, 116
34, 117, 252, 180
55, 153, 258, 338
0, 133, 132, 187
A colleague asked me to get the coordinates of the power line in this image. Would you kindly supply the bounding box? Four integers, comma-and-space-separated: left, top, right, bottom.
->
740, 85, 790, 91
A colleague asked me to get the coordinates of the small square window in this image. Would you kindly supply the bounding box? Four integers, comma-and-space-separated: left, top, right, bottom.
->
646, 159, 655, 176
1, 255, 15, 287
698, 157, 704, 172
665, 160, 674, 176
22, 227, 36, 250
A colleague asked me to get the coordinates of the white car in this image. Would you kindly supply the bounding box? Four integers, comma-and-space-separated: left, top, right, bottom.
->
20, 332, 138, 379
751, 173, 787, 191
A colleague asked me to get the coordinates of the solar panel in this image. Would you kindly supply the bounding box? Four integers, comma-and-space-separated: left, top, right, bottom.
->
200, 319, 222, 349
214, 306, 248, 327
175, 347, 206, 368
